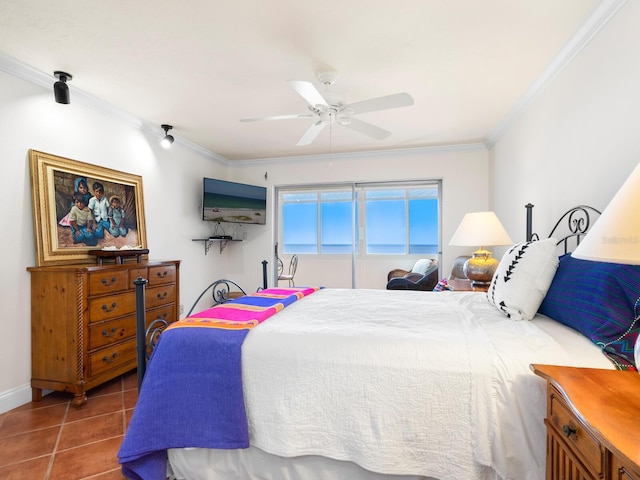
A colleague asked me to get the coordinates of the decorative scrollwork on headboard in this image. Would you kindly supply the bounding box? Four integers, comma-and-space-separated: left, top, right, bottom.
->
526, 204, 601, 254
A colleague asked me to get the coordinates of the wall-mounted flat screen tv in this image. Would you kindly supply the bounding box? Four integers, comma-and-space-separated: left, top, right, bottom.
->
202, 178, 267, 225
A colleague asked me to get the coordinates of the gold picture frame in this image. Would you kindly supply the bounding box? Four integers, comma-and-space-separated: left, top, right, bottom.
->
29, 150, 147, 266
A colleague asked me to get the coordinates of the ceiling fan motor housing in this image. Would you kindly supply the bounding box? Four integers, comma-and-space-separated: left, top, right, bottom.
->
316, 68, 337, 86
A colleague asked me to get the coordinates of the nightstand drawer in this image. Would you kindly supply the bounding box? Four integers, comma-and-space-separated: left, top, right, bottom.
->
612, 455, 640, 480
549, 386, 603, 477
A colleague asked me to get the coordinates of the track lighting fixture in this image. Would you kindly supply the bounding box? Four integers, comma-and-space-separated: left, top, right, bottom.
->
53, 71, 72, 104
160, 124, 174, 149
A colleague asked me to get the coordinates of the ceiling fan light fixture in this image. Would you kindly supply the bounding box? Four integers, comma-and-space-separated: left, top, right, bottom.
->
160, 124, 174, 148
53, 71, 72, 104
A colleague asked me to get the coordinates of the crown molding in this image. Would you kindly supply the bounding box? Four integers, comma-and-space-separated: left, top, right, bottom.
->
485, 0, 628, 148
228, 142, 487, 167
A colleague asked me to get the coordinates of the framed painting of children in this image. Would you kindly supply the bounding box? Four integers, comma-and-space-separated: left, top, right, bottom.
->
29, 149, 148, 266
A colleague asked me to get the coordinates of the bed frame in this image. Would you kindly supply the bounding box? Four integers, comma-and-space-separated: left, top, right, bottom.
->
122, 202, 608, 480
526, 203, 601, 252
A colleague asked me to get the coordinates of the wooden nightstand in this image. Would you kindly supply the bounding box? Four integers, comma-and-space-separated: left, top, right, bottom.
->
448, 278, 489, 292
531, 364, 640, 480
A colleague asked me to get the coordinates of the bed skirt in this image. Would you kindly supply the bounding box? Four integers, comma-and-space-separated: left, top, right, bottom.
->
168, 445, 503, 480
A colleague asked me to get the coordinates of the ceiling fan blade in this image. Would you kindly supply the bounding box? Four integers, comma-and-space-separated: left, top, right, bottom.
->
240, 113, 316, 122
296, 121, 327, 146
345, 92, 414, 115
288, 80, 329, 108
340, 117, 391, 140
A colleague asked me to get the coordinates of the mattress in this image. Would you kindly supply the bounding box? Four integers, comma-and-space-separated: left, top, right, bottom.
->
166, 289, 613, 480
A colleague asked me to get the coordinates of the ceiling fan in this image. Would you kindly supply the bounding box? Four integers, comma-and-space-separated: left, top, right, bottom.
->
240, 69, 414, 146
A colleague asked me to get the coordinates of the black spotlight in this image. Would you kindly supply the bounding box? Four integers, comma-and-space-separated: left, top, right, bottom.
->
53, 71, 72, 104
161, 124, 174, 148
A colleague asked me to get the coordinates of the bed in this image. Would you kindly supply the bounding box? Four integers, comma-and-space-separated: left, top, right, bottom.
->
118, 204, 640, 480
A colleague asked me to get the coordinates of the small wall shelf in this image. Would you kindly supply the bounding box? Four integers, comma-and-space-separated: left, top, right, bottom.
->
192, 238, 241, 254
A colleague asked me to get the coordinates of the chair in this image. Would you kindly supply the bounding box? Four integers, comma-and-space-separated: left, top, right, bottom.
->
386, 258, 439, 291
278, 254, 298, 286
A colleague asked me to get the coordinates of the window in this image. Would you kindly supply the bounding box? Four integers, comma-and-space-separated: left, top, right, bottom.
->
278, 181, 440, 256
365, 187, 439, 254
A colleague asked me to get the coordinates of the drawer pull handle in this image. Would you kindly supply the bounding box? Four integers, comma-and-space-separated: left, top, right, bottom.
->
102, 327, 119, 338
102, 302, 117, 312
102, 352, 118, 364
563, 422, 577, 438
156, 292, 168, 300
157, 270, 169, 278
101, 277, 117, 286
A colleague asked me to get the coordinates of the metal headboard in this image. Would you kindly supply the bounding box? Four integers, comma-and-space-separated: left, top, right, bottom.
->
525, 203, 601, 254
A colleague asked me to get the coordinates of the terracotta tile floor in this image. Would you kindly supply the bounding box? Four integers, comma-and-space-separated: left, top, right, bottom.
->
0, 370, 138, 480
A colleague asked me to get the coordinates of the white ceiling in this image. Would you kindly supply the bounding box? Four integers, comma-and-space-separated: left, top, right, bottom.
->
0, 0, 611, 161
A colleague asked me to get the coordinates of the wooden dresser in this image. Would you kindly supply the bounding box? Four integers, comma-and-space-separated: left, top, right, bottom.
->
532, 364, 640, 480
28, 260, 180, 407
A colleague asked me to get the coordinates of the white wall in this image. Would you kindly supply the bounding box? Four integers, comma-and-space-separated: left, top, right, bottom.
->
490, 0, 640, 239
229, 146, 490, 290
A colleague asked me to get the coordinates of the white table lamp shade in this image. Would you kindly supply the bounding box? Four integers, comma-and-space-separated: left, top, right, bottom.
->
449, 211, 513, 248
572, 162, 640, 265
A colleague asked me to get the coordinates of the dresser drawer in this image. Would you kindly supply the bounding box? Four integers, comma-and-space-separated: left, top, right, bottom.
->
88, 338, 137, 377
88, 315, 136, 350
88, 292, 137, 322
147, 304, 176, 326
146, 284, 176, 309
88, 305, 176, 351
128, 266, 148, 284
549, 387, 603, 477
88, 270, 129, 295
148, 264, 176, 285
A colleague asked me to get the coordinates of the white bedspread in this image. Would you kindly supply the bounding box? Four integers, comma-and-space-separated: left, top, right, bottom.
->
171, 289, 613, 480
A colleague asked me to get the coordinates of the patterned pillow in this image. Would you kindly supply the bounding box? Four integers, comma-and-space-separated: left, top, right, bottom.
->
487, 238, 559, 321
538, 254, 640, 370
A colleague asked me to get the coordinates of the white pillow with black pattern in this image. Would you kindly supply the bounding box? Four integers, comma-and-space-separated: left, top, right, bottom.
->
487, 238, 559, 321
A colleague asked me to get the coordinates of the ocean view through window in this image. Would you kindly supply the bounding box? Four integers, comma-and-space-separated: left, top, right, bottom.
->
278, 181, 440, 256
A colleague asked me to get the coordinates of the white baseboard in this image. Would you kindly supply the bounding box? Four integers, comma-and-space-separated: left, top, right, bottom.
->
0, 383, 34, 414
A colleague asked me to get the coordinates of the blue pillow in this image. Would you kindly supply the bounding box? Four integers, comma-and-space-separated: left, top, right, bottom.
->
538, 254, 640, 370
